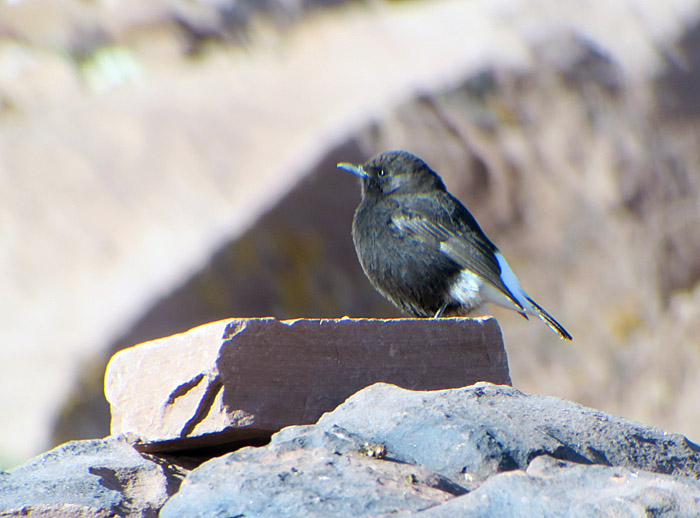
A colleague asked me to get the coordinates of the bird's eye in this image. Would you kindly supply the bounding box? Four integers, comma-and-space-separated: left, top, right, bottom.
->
378, 169, 386, 177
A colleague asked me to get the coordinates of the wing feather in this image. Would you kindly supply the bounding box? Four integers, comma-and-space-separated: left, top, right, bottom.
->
390, 193, 524, 311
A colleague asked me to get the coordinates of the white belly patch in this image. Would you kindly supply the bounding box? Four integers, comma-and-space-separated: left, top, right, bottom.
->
448, 269, 485, 310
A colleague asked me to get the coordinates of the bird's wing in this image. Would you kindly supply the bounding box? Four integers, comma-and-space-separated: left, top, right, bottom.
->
390, 194, 524, 311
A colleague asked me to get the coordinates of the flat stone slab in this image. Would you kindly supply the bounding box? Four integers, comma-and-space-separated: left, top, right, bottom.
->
104, 317, 509, 452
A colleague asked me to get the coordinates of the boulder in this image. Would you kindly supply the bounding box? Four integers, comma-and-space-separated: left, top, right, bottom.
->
416, 455, 700, 518
161, 425, 459, 518
6, 382, 700, 517
105, 317, 509, 452
0, 436, 184, 518
311, 383, 700, 482
0, 505, 114, 518
160, 382, 700, 517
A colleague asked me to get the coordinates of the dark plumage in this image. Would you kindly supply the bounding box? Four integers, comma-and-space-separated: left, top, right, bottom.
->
337, 150, 572, 340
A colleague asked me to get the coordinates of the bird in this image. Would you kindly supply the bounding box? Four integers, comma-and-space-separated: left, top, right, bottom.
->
337, 150, 572, 340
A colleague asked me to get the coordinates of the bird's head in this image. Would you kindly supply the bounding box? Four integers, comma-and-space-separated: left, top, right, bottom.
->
338, 150, 446, 200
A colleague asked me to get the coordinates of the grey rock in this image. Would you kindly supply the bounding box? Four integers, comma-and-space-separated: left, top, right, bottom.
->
416, 455, 700, 518
160, 424, 460, 518
0, 504, 114, 518
0, 436, 185, 518
313, 383, 700, 482
159, 383, 700, 517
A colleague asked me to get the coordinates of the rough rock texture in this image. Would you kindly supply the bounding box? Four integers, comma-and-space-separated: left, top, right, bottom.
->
105, 317, 509, 451
311, 383, 700, 482
0, 505, 114, 518
160, 383, 700, 517
5, 382, 700, 517
161, 425, 459, 518
416, 455, 700, 518
0, 436, 185, 518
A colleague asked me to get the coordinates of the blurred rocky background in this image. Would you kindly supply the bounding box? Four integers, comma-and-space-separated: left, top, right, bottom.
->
1, 0, 700, 468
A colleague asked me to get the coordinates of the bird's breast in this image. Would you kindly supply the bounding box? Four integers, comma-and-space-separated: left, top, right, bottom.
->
351, 201, 462, 311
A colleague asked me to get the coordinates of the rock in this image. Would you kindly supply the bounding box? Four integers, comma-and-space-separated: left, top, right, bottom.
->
160, 425, 460, 518
0, 436, 185, 518
159, 383, 700, 517
6, 382, 700, 517
313, 383, 700, 482
416, 455, 700, 517
105, 317, 510, 452
0, 504, 114, 518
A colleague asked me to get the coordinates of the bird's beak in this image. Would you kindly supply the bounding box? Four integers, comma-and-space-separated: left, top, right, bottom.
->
337, 162, 368, 178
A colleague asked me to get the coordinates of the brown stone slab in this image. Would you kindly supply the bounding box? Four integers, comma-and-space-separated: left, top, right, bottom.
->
104, 317, 510, 452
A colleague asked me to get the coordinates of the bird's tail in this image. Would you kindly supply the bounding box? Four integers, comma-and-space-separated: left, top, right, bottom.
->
525, 296, 572, 340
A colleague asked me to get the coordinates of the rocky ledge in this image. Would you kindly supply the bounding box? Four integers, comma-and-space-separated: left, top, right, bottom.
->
2, 318, 699, 517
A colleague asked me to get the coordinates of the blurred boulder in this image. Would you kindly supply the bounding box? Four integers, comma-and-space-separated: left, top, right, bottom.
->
56, 15, 700, 453
1, 0, 699, 467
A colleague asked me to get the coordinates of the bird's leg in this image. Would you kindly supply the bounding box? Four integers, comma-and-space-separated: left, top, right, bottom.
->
433, 303, 449, 318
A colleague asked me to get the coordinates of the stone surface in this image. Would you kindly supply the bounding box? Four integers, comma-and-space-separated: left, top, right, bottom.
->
160, 382, 700, 517
0, 505, 114, 518
313, 383, 700, 482
0, 436, 185, 518
416, 455, 700, 517
160, 425, 459, 518
105, 317, 509, 452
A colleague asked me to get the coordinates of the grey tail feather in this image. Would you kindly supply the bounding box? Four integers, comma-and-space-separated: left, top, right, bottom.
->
525, 296, 572, 340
